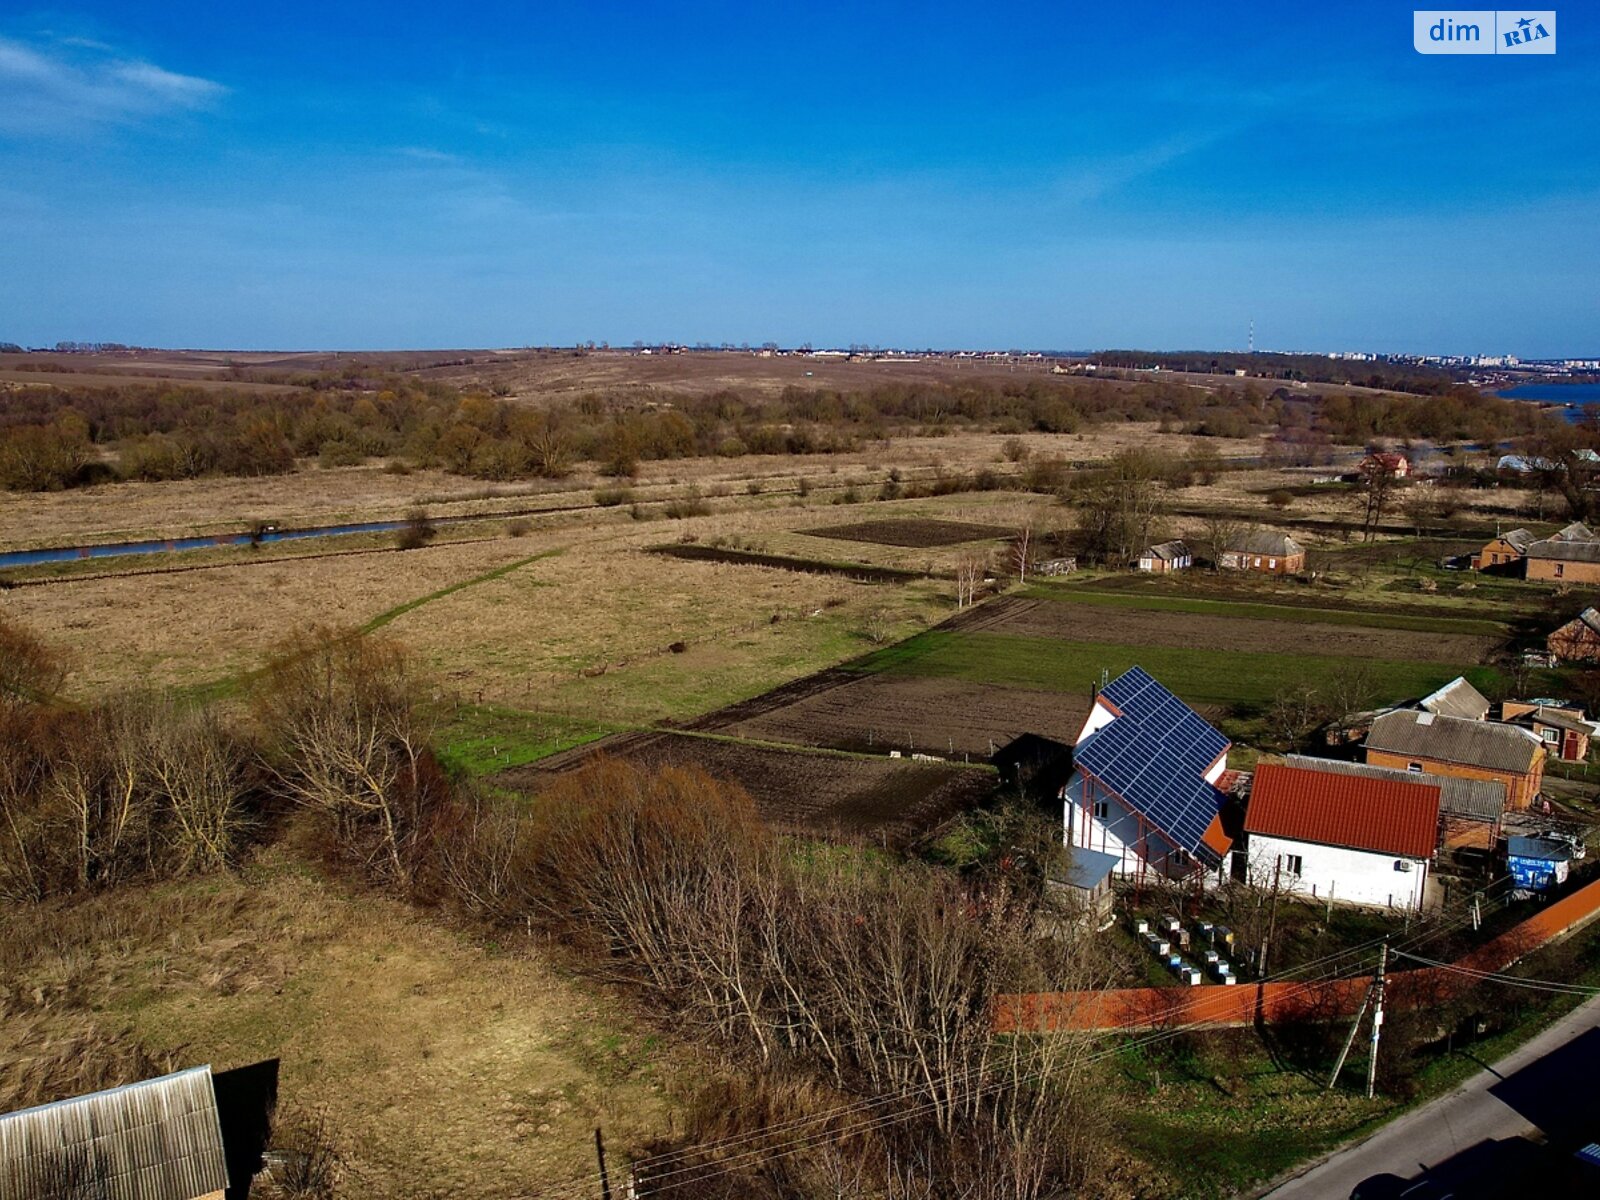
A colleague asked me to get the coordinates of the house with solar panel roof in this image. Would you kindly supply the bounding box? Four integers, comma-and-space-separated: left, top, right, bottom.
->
1063, 667, 1240, 887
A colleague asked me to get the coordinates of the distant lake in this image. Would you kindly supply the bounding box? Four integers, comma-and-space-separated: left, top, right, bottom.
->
1499, 382, 1600, 422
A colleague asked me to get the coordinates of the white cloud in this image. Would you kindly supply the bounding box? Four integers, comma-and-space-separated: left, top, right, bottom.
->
0, 33, 225, 135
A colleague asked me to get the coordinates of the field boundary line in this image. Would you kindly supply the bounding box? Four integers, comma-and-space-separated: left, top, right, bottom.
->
360, 549, 560, 634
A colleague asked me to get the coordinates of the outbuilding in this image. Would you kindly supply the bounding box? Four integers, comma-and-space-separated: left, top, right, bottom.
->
1547, 607, 1600, 664
1506, 834, 1573, 892
0, 1066, 230, 1200
1135, 540, 1192, 573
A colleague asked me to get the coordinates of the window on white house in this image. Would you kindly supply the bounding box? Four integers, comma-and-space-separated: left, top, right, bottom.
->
1093, 800, 1109, 820
1285, 854, 1304, 876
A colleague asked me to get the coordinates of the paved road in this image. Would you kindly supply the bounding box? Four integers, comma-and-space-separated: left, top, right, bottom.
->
1260, 992, 1600, 1198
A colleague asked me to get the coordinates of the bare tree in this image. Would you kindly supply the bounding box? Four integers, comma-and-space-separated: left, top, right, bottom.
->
253, 630, 442, 888
1010, 525, 1033, 585
1201, 513, 1245, 572
1070, 451, 1166, 567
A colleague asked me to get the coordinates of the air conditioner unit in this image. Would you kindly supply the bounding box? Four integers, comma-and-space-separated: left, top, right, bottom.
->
1395, 859, 1414, 872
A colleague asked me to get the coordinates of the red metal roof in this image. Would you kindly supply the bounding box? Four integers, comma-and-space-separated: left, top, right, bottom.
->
1244, 760, 1440, 859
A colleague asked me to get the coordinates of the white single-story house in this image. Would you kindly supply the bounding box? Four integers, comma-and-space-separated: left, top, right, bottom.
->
1243, 759, 1439, 910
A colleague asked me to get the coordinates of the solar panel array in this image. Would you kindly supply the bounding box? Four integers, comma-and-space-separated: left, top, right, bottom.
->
1077, 667, 1230, 861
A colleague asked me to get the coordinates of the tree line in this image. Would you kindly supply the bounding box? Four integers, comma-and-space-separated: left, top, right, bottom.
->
0, 365, 1555, 493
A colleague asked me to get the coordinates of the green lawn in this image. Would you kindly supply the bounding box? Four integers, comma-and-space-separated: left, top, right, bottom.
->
1024, 585, 1510, 638
855, 629, 1497, 715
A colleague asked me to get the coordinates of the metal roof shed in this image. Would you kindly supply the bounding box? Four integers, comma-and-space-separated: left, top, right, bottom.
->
0, 1066, 229, 1200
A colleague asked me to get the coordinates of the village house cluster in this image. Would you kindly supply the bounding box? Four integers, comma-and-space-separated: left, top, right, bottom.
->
1056, 667, 1589, 917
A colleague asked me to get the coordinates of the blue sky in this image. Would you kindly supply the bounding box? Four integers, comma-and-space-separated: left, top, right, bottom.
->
0, 3, 1595, 354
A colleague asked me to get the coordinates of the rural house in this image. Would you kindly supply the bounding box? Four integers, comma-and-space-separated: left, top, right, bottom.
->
1548, 607, 1600, 663
1364, 709, 1546, 811
1284, 753, 1504, 851
1135, 539, 1192, 573
1243, 759, 1438, 910
1418, 675, 1491, 722
1501, 700, 1595, 763
1360, 451, 1410, 478
1470, 528, 1534, 572
1062, 667, 1236, 888
0, 1066, 230, 1200
1218, 531, 1305, 575
1524, 521, 1600, 583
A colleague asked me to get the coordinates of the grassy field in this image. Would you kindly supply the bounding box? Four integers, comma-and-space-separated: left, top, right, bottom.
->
1026, 584, 1512, 638
857, 629, 1494, 716
0, 853, 695, 1199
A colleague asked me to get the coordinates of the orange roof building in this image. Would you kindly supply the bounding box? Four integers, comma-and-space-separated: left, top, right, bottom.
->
1242, 759, 1440, 911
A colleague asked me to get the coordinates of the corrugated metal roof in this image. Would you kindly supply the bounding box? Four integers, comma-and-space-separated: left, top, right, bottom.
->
1142, 540, 1189, 561
1527, 706, 1594, 735
1419, 676, 1491, 722
1227, 531, 1304, 557
1365, 709, 1543, 774
1528, 538, 1600, 564
1284, 754, 1505, 823
1245, 760, 1440, 859
1053, 848, 1121, 890
0, 1066, 228, 1200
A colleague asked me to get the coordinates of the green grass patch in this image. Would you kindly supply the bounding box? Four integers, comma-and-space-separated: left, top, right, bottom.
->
437, 703, 616, 776
1025, 586, 1509, 638
855, 629, 1498, 714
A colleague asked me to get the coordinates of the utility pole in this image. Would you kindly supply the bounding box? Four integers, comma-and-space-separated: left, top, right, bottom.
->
1365, 941, 1389, 1101
595, 1127, 613, 1200
1260, 857, 1283, 978
1327, 992, 1372, 1091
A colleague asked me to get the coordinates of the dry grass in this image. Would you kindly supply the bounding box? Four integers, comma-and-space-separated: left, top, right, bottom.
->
0, 426, 1259, 549
0, 853, 689, 1198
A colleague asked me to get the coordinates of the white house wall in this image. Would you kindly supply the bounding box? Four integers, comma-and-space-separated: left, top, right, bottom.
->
1245, 833, 1428, 910
1076, 698, 1118, 745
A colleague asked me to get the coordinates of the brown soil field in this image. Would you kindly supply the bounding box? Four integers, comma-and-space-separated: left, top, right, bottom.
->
508, 731, 996, 847
699, 670, 1094, 759
978, 596, 1502, 664
648, 542, 927, 582
0, 856, 691, 1199
802, 518, 1016, 548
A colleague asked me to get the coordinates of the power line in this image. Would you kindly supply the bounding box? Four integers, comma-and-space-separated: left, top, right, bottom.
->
532, 876, 1518, 1198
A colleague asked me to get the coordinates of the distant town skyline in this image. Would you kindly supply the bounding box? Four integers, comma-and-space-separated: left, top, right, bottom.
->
1, 2, 1596, 355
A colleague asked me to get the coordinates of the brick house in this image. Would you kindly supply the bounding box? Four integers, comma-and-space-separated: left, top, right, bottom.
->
1525, 522, 1600, 583
1548, 607, 1600, 663
1364, 709, 1546, 811
1470, 528, 1534, 572
1218, 531, 1306, 575
1501, 700, 1594, 763
1243, 759, 1439, 910
1360, 452, 1410, 478
1135, 539, 1192, 573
